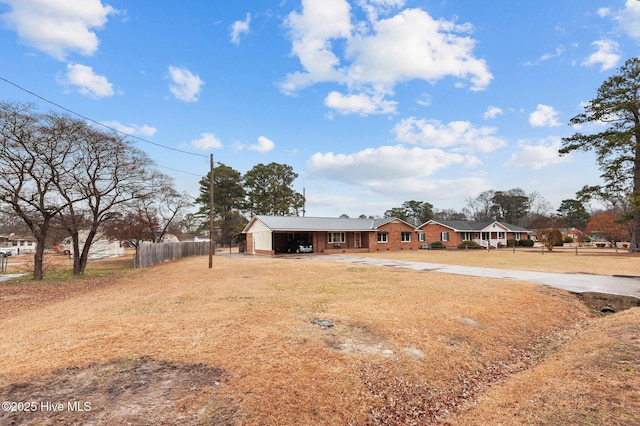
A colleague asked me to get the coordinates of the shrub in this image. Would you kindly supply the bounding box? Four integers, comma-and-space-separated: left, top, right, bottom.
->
429, 241, 445, 249
518, 239, 535, 247
507, 239, 517, 247
458, 240, 482, 249
564, 236, 574, 243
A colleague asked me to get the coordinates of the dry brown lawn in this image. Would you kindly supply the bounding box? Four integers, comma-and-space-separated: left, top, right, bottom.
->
355, 245, 640, 276
0, 251, 638, 425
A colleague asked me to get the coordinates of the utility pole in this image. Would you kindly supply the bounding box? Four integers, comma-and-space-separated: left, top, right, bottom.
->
208, 154, 214, 268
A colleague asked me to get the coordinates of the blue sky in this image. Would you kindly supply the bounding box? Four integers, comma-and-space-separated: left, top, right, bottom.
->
1, 0, 639, 218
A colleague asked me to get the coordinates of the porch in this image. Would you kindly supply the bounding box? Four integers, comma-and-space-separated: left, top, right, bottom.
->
468, 232, 508, 248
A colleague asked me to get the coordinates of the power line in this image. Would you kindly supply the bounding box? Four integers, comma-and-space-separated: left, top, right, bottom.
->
0, 76, 208, 159
157, 163, 204, 177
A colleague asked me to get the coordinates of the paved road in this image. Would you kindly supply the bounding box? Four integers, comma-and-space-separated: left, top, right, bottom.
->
320, 255, 640, 299
0, 274, 24, 283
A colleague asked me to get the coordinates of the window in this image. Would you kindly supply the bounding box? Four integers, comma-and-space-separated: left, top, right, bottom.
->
401, 232, 411, 242
328, 232, 345, 243
418, 232, 425, 242
377, 232, 388, 243
287, 233, 294, 241
440, 232, 449, 242
461, 232, 471, 241
498, 232, 505, 239
514, 232, 521, 241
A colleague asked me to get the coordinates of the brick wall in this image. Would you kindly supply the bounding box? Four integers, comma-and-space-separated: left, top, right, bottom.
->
421, 223, 461, 248
373, 220, 422, 251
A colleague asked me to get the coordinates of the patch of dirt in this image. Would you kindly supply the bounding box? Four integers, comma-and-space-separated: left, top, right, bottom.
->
323, 322, 395, 357
0, 356, 236, 426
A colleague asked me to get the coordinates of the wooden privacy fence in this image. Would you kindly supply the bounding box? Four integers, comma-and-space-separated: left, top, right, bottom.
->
135, 241, 210, 268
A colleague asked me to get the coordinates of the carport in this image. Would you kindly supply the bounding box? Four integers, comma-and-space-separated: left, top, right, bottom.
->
272, 231, 313, 254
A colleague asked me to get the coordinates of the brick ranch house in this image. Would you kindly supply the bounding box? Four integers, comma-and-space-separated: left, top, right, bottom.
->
421, 220, 531, 249
242, 215, 427, 255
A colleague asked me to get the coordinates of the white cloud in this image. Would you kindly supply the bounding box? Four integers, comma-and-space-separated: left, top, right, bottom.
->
230, 13, 251, 44
235, 136, 276, 153
60, 63, 114, 98
324, 90, 397, 115
597, 7, 610, 18
356, 0, 405, 21
615, 0, 640, 40
416, 94, 431, 107
101, 121, 157, 136
281, 1, 492, 115
483, 106, 503, 120
307, 145, 491, 201
0, 0, 116, 60
190, 133, 222, 150
581, 39, 620, 71
307, 145, 466, 184
393, 117, 507, 153
346, 9, 492, 91
364, 176, 490, 199
249, 136, 275, 153
540, 46, 565, 61
168, 66, 204, 102
529, 104, 561, 127
281, 0, 352, 94
504, 136, 572, 170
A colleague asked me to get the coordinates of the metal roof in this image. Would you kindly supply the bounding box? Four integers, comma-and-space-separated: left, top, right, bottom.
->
244, 215, 401, 232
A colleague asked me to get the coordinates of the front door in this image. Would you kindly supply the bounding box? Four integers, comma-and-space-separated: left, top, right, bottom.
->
354, 232, 361, 248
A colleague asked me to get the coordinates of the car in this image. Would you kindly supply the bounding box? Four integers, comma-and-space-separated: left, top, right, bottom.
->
288, 241, 313, 253
0, 250, 11, 257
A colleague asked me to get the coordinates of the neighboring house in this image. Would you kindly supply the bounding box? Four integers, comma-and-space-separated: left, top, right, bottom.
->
561, 227, 583, 241
0, 233, 37, 255
242, 215, 425, 255
56, 230, 123, 259
420, 220, 531, 249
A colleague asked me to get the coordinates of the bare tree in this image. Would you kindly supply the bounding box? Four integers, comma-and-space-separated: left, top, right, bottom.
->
463, 190, 495, 221
526, 191, 553, 227
103, 210, 159, 257
57, 122, 156, 275
0, 102, 75, 279
130, 172, 193, 243
433, 208, 468, 221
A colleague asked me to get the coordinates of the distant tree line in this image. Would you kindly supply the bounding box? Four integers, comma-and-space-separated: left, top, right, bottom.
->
194, 162, 305, 245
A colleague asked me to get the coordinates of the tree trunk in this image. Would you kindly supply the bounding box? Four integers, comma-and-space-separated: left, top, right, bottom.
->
632, 126, 640, 253
71, 232, 82, 274
632, 207, 640, 253
32, 237, 46, 280
75, 227, 99, 275
30, 220, 51, 281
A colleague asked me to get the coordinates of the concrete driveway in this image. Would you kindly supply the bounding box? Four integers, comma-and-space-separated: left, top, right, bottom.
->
0, 274, 24, 282
320, 255, 640, 300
